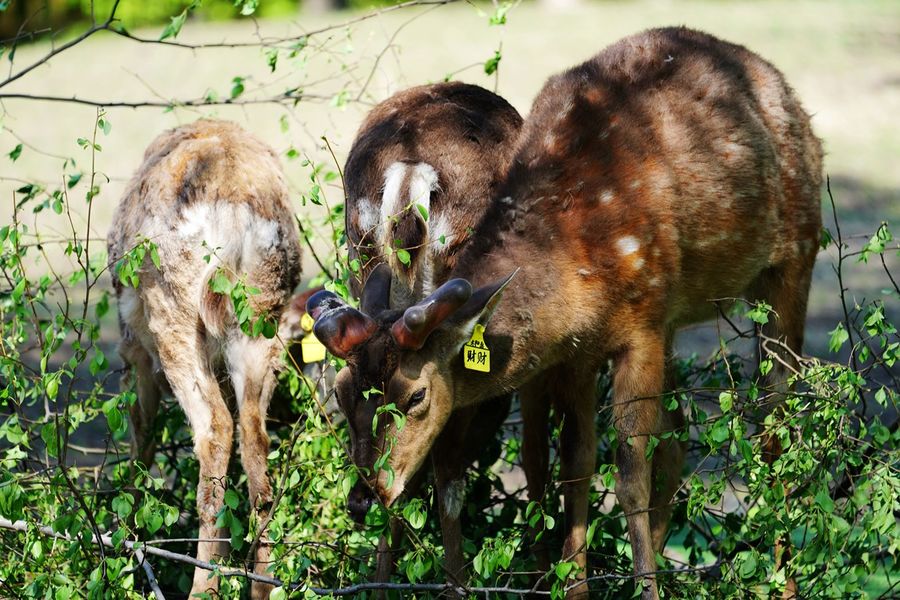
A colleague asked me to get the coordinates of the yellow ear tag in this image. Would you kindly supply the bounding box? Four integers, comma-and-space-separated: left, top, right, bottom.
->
463, 324, 490, 372
300, 312, 327, 363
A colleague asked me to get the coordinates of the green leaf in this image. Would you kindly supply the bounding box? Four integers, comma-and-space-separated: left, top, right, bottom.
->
718, 391, 734, 413
160, 9, 188, 41
746, 301, 772, 325
415, 203, 429, 222
403, 499, 426, 530
739, 553, 758, 579
8, 143, 22, 162
234, 0, 260, 16
89, 349, 108, 376
230, 76, 246, 100
828, 323, 849, 353
269, 588, 287, 600
267, 49, 279, 73
484, 50, 502, 75
149, 245, 160, 270
815, 489, 835, 513
112, 494, 134, 520
396, 248, 411, 266
41, 423, 59, 458
224, 489, 239, 510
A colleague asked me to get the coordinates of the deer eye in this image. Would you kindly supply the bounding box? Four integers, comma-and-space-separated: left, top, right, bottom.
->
408, 388, 426, 409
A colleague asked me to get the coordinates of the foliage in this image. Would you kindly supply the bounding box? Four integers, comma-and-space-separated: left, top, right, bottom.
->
0, 2, 898, 599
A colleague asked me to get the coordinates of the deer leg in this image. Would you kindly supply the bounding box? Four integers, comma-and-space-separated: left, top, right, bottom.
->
612, 331, 666, 600
520, 379, 552, 573
151, 322, 233, 597
120, 334, 161, 471
649, 339, 686, 551
375, 518, 404, 587
228, 339, 279, 599
555, 367, 598, 599
750, 257, 815, 600
431, 405, 478, 588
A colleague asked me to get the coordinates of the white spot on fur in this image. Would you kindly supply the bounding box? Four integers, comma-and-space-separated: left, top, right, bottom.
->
599, 190, 615, 204
441, 479, 466, 519
616, 236, 640, 255
629, 180, 642, 190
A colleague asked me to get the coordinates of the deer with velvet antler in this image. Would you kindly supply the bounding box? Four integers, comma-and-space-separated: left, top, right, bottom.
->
308, 27, 822, 599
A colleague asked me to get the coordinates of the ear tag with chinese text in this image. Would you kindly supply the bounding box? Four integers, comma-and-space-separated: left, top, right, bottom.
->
300, 312, 327, 363
463, 324, 490, 372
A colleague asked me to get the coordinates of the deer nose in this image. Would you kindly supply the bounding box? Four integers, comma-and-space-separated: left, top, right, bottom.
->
347, 483, 375, 524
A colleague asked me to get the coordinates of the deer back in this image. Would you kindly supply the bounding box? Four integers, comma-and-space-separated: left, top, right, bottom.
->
108, 119, 301, 345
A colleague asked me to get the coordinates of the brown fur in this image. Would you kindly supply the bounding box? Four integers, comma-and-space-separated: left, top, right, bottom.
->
108, 119, 301, 598
347, 28, 821, 599
344, 81, 523, 305
330, 83, 524, 586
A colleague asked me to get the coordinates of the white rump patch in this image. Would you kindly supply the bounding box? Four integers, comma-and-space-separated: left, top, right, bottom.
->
380, 162, 408, 226
176, 201, 281, 272
408, 162, 439, 210
356, 197, 379, 239
428, 212, 456, 253
616, 236, 640, 256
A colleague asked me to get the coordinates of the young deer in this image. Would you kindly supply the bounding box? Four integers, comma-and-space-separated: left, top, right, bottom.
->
318, 82, 523, 582
308, 28, 822, 598
108, 119, 302, 598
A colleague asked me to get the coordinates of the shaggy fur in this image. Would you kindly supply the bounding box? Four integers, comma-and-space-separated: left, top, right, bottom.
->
108, 119, 301, 598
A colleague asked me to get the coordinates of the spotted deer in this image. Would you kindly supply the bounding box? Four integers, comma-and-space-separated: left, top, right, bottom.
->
314, 82, 523, 583
308, 28, 822, 598
108, 119, 302, 598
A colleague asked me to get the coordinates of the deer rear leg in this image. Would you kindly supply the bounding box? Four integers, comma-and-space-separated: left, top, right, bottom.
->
520, 379, 552, 574
554, 367, 599, 599
430, 405, 478, 589
151, 322, 233, 597
375, 518, 405, 590
228, 338, 279, 599
750, 256, 815, 600
612, 331, 666, 600
649, 339, 686, 552
120, 334, 161, 471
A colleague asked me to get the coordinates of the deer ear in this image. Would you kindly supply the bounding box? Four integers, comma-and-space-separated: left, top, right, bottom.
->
306, 290, 377, 359
360, 263, 392, 316
451, 269, 518, 328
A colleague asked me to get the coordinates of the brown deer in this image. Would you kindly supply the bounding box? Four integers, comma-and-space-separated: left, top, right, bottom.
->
315, 82, 523, 583
308, 27, 822, 598
108, 119, 302, 598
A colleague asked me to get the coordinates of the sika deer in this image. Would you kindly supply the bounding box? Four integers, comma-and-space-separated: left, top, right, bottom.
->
108, 119, 301, 598
314, 82, 523, 583
308, 28, 822, 598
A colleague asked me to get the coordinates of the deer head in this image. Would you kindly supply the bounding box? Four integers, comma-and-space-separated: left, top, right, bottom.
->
307, 265, 515, 510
